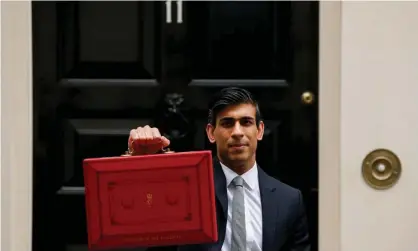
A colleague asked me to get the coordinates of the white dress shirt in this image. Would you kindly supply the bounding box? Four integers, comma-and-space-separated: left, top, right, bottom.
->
220, 162, 263, 251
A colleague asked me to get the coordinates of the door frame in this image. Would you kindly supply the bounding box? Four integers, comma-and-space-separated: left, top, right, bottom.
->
0, 1, 341, 251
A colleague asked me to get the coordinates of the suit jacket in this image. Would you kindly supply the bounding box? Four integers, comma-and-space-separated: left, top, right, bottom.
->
175, 159, 310, 251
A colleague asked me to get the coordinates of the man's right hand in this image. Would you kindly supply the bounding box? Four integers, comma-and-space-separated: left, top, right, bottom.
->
128, 126, 170, 155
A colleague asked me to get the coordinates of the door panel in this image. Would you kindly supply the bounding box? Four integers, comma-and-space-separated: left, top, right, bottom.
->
32, 1, 318, 251
32, 2, 165, 251
185, 2, 290, 82
57, 1, 162, 85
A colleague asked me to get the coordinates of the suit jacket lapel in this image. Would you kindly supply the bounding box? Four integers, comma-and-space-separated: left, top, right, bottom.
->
213, 159, 228, 219
259, 166, 278, 250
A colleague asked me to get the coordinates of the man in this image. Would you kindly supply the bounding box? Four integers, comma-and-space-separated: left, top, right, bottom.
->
127, 87, 310, 251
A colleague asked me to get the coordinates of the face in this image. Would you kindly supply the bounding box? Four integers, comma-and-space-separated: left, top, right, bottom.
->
206, 103, 264, 168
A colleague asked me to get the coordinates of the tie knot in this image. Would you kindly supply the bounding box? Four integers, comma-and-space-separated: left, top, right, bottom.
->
232, 176, 244, 187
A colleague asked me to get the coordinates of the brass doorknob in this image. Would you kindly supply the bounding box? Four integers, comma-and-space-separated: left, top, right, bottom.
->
301, 91, 315, 105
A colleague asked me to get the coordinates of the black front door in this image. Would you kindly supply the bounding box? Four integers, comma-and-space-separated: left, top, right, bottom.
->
32, 1, 318, 251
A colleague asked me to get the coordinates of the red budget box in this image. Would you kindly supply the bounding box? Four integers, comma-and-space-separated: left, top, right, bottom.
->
83, 150, 218, 250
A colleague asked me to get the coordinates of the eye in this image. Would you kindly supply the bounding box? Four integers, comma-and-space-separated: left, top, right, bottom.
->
241, 119, 254, 126
220, 120, 234, 127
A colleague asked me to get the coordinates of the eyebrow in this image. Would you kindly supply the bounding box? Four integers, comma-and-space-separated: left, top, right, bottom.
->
219, 116, 255, 122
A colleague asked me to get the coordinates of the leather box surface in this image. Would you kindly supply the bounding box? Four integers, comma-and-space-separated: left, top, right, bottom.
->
83, 150, 217, 250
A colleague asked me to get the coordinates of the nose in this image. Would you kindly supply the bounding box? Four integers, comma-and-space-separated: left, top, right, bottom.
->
231, 122, 244, 137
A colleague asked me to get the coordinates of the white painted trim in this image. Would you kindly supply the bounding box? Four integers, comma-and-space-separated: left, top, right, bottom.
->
0, 1, 341, 251
318, 2, 341, 251
1, 2, 33, 251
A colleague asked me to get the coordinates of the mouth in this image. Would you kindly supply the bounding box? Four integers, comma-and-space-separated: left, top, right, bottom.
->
228, 143, 248, 149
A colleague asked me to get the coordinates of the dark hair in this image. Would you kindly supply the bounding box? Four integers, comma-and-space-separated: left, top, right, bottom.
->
207, 87, 262, 126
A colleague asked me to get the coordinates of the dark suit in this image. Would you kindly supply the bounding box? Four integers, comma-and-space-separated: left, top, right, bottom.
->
176, 159, 311, 251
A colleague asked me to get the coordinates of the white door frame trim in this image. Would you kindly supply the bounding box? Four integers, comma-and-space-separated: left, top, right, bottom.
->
1, 2, 34, 251
0, 1, 342, 251
318, 2, 341, 251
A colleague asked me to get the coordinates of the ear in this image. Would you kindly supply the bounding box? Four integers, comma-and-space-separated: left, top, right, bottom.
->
257, 121, 265, 141
206, 124, 216, 143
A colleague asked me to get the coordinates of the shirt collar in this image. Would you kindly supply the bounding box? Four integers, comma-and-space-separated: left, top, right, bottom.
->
220, 161, 258, 190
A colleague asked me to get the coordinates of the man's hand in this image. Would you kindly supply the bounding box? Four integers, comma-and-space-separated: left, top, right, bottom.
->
128, 126, 170, 155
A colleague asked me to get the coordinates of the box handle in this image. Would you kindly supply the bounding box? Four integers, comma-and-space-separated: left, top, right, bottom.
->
162, 147, 176, 154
